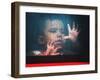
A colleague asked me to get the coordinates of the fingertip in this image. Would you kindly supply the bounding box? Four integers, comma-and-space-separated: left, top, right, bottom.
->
67, 24, 70, 27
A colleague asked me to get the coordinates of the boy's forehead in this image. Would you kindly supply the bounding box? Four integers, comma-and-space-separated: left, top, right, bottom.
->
45, 19, 64, 28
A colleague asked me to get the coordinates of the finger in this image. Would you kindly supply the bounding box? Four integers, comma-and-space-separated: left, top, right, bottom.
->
53, 46, 61, 53
53, 48, 58, 53
67, 24, 71, 33
48, 41, 53, 46
77, 24, 81, 33
53, 52, 60, 55
75, 24, 78, 31
63, 36, 69, 40
47, 40, 50, 46
50, 41, 54, 46
72, 22, 75, 31
75, 24, 79, 31
51, 52, 60, 55
77, 30, 80, 35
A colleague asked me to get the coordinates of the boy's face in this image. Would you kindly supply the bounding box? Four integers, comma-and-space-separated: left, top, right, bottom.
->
44, 19, 65, 47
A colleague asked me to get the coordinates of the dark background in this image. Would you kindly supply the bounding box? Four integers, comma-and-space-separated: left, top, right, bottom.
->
26, 12, 89, 64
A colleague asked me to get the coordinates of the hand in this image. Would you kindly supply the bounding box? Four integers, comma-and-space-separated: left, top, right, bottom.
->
64, 22, 79, 42
44, 41, 61, 56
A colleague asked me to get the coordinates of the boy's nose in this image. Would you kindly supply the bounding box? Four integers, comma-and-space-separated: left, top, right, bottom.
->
57, 31, 62, 37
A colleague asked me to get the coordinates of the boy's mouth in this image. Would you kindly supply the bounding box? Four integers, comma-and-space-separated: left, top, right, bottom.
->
54, 40, 63, 45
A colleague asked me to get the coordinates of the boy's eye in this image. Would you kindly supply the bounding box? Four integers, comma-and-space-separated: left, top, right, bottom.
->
60, 29, 65, 34
48, 28, 57, 33
48, 28, 65, 34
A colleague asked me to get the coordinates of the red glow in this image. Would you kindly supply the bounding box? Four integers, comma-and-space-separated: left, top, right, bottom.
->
26, 62, 89, 67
